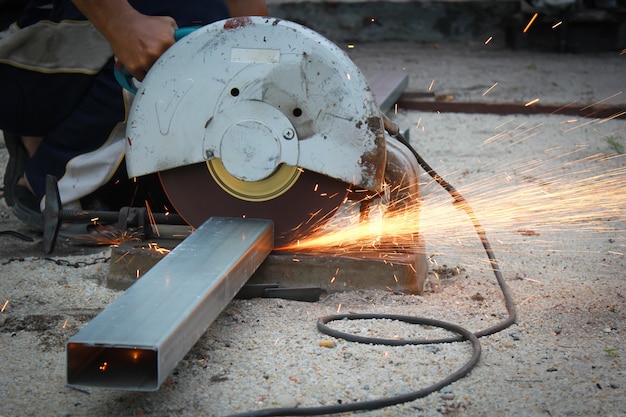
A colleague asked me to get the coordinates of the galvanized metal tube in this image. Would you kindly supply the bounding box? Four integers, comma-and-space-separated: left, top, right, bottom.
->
67, 217, 273, 391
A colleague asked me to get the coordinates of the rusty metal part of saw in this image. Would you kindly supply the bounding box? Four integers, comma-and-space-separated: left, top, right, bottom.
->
125, 17, 388, 243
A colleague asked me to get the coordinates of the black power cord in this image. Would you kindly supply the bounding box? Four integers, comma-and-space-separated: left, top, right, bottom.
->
228, 116, 517, 417
381, 115, 517, 341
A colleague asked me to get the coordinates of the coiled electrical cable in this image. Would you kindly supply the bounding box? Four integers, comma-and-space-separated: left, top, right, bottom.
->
228, 115, 517, 417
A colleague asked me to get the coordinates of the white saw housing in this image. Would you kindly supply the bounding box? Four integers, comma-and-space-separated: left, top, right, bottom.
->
125, 17, 386, 192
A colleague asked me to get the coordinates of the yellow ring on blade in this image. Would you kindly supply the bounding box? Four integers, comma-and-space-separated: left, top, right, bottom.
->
207, 158, 301, 202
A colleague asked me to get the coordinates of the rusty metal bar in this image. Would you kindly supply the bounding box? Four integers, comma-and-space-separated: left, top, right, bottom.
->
397, 98, 626, 120
66, 217, 273, 391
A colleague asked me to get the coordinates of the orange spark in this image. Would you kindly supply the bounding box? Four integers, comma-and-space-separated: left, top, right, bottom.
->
523, 13, 539, 33
482, 82, 498, 96
520, 295, 538, 306
484, 36, 493, 45
147, 242, 171, 255
72, 227, 141, 246
1, 300, 8, 313
552, 21, 562, 29
278, 150, 625, 269
563, 117, 598, 133
115, 250, 132, 263
580, 92, 623, 111
599, 109, 626, 123
145, 200, 159, 237
525, 98, 540, 107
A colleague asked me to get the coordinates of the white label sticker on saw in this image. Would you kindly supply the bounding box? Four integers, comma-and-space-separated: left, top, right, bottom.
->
231, 48, 280, 64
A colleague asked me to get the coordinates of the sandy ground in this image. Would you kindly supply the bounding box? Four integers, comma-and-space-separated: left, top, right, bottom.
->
1, 38, 625, 417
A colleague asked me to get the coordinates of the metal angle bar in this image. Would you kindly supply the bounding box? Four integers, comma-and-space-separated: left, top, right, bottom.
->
66, 217, 273, 391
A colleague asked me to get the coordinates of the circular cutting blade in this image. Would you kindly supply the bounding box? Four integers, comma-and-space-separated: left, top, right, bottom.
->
159, 163, 349, 245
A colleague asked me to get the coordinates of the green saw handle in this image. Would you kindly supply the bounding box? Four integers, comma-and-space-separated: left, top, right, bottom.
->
114, 27, 199, 94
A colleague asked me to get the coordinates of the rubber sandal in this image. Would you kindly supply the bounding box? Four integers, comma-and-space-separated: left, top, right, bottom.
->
12, 184, 43, 230
2, 132, 29, 207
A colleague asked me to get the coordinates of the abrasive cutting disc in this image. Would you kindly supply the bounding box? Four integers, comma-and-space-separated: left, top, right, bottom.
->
159, 163, 349, 245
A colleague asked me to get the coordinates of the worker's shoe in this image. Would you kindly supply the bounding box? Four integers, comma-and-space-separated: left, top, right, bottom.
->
12, 184, 43, 230
2, 132, 28, 207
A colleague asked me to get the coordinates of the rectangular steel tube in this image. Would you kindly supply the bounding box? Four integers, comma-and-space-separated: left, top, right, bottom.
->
369, 71, 409, 114
67, 217, 273, 391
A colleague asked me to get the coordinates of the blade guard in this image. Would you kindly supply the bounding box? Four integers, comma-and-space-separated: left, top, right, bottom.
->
125, 17, 386, 192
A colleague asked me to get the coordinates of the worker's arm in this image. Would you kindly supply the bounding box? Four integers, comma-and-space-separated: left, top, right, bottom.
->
225, 0, 268, 17
71, 0, 268, 81
71, 0, 177, 81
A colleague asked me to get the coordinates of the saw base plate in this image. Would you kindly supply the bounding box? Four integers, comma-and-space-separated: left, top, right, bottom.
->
108, 236, 427, 295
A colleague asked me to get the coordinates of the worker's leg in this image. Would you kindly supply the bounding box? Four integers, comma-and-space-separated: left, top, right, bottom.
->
0, 2, 107, 208
3, 0, 231, 228
23, 56, 125, 202
0, 26, 112, 221
4, 60, 123, 227
22, 0, 233, 205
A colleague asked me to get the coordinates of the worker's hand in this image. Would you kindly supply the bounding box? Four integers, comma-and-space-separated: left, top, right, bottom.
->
71, 0, 178, 80
108, 12, 177, 81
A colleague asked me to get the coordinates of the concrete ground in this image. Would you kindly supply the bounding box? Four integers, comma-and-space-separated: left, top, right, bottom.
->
1, 8, 625, 417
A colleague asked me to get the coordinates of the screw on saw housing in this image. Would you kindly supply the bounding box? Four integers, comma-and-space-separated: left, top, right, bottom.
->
42, 175, 185, 254
114, 27, 198, 93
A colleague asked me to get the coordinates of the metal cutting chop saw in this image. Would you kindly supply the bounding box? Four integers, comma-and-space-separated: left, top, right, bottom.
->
67, 17, 424, 392
125, 16, 420, 243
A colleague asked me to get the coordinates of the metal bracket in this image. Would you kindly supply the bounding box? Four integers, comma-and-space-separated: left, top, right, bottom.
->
236, 283, 328, 302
